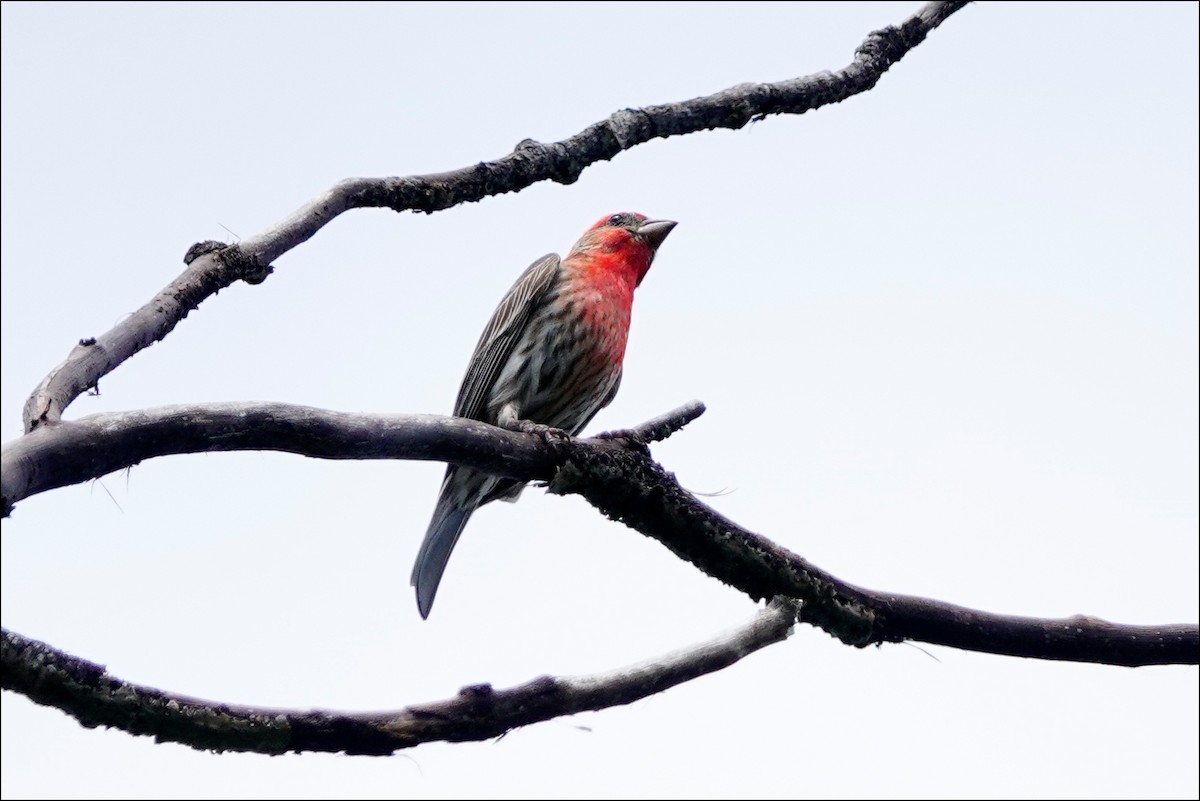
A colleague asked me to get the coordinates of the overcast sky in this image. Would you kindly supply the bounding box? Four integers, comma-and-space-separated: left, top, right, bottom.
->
2, 2, 1197, 798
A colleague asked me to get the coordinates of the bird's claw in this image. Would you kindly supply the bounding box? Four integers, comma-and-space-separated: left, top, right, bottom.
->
511, 419, 571, 444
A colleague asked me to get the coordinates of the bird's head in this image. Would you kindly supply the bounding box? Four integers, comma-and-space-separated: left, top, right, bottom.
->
572, 212, 677, 287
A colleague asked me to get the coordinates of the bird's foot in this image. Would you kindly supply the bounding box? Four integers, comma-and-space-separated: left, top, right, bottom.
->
508, 419, 571, 444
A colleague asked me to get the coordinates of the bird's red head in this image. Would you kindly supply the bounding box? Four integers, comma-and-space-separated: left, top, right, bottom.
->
571, 212, 677, 287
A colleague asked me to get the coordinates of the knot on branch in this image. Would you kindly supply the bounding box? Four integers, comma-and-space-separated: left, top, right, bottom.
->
548, 143, 586, 186
183, 241, 274, 285
856, 23, 923, 74
222, 245, 274, 285
183, 240, 226, 265
858, 8, 940, 74
608, 108, 655, 148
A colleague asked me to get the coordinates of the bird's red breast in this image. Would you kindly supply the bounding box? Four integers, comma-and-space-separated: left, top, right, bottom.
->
560, 223, 654, 367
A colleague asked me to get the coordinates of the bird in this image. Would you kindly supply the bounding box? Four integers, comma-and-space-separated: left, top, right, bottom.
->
411, 212, 677, 618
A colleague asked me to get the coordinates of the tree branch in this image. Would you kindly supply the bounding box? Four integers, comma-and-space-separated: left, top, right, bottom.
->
549, 442, 1200, 668
2, 402, 561, 515
19, 0, 968, 432
0, 599, 799, 755
6, 0, 1194, 762
3, 400, 1195, 667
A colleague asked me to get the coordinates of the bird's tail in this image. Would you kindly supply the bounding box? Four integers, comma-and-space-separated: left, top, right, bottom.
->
411, 470, 478, 619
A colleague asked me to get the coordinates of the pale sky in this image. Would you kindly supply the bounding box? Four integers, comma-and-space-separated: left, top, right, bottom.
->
2, 2, 1197, 798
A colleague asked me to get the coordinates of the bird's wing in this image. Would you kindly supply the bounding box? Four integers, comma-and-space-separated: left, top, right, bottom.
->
452, 253, 561, 422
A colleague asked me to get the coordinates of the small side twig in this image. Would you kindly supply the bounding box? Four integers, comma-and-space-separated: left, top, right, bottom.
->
593, 400, 707, 447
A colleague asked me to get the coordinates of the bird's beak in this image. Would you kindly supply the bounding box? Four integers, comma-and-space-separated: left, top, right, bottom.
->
638, 219, 677, 250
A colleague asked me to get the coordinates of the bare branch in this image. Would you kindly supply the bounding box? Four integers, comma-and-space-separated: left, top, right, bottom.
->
3, 399, 1194, 667
0, 599, 798, 755
0, 401, 700, 515
19, 0, 968, 432
549, 446, 1200, 667
8, 0, 1193, 763
20, 246, 267, 434
3, 402, 559, 515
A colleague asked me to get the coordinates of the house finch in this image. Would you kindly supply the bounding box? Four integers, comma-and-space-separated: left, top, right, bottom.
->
411, 212, 677, 618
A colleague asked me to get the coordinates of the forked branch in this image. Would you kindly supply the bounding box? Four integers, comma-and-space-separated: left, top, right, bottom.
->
5, 0, 1195, 761
4, 400, 1195, 667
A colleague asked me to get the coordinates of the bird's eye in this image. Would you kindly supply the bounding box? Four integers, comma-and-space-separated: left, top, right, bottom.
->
608, 213, 625, 226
